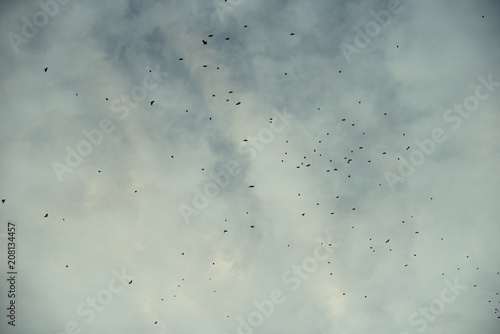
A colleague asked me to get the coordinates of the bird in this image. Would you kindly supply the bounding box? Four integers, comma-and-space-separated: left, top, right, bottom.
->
105, 98, 108, 101
225, 37, 230, 40
202, 40, 207, 45
229, 91, 233, 93
44, 213, 48, 218
244, 25, 247, 28
223, 230, 228, 233
98, 170, 101, 173
128, 280, 133, 284
179, 58, 183, 60
44, 67, 48, 72
249, 185, 254, 188
208, 34, 213, 37
385, 239, 390, 243
66, 265, 68, 267
290, 33, 295, 35
250, 226, 254, 228
1, 199, 5, 203
236, 102, 241, 105
150, 101, 155, 106
154, 321, 157, 324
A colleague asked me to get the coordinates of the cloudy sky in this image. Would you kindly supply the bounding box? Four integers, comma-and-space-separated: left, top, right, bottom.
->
1, 0, 500, 333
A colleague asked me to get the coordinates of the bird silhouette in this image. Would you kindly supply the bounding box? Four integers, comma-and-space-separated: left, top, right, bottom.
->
386, 239, 390, 243
250, 226, 254, 228
236, 102, 241, 105
202, 40, 207, 45
128, 280, 133, 284
150, 101, 155, 106
1, 199, 5, 203
44, 67, 48, 72
44, 213, 48, 218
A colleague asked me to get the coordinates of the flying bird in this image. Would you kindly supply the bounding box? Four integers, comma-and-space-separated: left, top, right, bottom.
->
150, 101, 155, 106
250, 226, 254, 228
208, 34, 213, 37
236, 102, 241, 105
44, 67, 48, 72
290, 33, 295, 35
249, 185, 254, 188
1, 199, 5, 203
44, 213, 48, 218
223, 230, 227, 233
386, 239, 390, 243
128, 280, 133, 284
202, 40, 207, 45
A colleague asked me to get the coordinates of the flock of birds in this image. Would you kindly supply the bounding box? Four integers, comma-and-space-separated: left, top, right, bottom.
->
2, 12, 497, 330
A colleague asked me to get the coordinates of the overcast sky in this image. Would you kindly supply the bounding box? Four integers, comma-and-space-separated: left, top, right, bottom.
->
1, 0, 500, 333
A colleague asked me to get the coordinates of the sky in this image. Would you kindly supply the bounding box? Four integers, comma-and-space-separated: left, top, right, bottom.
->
0, 0, 500, 333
